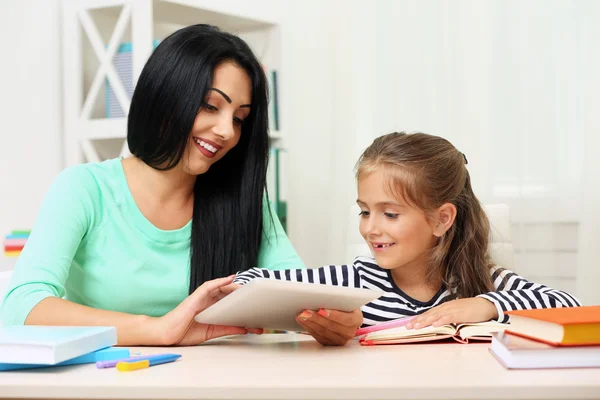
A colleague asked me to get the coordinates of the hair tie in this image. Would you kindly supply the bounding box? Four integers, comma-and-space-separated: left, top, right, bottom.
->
462, 153, 468, 165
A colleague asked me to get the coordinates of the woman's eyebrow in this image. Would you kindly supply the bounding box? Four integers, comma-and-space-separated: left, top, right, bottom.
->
209, 88, 251, 108
209, 88, 231, 103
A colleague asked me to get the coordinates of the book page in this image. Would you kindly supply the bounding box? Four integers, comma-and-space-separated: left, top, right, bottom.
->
364, 324, 457, 341
456, 321, 508, 340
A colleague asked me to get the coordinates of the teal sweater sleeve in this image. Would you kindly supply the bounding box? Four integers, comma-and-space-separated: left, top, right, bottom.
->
257, 199, 306, 271
1, 166, 96, 326
1, 161, 305, 327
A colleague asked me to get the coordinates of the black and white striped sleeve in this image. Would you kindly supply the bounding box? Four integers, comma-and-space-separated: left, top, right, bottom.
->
477, 266, 582, 323
233, 264, 362, 288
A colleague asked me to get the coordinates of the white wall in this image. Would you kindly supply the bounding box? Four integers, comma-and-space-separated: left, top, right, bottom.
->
280, 1, 337, 271
576, 0, 600, 306
0, 0, 63, 266
1, 0, 598, 305
282, 0, 600, 305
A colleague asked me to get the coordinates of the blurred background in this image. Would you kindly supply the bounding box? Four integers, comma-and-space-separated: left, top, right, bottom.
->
1, 0, 598, 304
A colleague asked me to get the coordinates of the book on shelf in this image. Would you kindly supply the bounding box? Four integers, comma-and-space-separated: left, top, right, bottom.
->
4, 246, 23, 252
270, 69, 279, 131
4, 238, 29, 244
4, 235, 29, 240
505, 305, 600, 346
490, 331, 600, 369
265, 68, 279, 133
359, 320, 508, 345
105, 41, 160, 118
266, 147, 287, 232
8, 230, 31, 236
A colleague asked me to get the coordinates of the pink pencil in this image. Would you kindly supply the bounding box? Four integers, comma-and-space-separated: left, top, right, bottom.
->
355, 315, 416, 337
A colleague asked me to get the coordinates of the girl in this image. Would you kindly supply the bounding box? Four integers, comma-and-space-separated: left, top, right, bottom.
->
1, 25, 361, 346
234, 132, 581, 344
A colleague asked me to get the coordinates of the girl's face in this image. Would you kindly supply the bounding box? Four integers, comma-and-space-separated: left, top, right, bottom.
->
182, 61, 252, 176
357, 169, 438, 271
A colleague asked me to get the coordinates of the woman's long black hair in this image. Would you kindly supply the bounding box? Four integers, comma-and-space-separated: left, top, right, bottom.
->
127, 24, 271, 293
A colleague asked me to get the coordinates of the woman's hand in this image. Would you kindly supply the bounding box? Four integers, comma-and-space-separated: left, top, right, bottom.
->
405, 298, 498, 330
148, 275, 261, 346
296, 307, 363, 346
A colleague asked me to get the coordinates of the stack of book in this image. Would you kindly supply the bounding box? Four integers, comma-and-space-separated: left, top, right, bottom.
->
490, 306, 600, 369
3, 230, 30, 257
0, 326, 125, 371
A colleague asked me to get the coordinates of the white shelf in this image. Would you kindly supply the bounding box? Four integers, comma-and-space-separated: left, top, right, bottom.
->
269, 130, 283, 142
0, 256, 17, 272
92, 0, 277, 33
81, 118, 127, 140
63, 0, 284, 166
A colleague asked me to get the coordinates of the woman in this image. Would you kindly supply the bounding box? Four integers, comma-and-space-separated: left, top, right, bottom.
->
1, 25, 362, 346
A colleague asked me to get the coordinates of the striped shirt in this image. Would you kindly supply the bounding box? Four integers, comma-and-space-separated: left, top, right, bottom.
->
234, 256, 582, 325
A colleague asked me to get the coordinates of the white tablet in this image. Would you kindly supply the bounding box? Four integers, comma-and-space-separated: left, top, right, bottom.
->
194, 278, 383, 332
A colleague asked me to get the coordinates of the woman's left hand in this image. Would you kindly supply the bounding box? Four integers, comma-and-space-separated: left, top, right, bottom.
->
405, 298, 498, 330
296, 308, 363, 346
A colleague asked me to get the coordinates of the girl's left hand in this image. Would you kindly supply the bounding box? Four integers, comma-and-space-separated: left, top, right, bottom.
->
405, 298, 498, 330
296, 308, 363, 346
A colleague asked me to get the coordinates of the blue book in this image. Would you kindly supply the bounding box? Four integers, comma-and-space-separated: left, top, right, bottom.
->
0, 346, 129, 371
0, 326, 117, 365
4, 234, 30, 239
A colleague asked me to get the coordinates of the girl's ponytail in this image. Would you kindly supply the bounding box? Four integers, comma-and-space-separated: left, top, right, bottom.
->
430, 172, 494, 298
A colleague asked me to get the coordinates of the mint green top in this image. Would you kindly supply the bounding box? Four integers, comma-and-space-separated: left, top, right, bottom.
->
1, 158, 305, 326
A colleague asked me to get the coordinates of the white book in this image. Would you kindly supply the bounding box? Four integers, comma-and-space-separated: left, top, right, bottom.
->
0, 326, 117, 365
490, 331, 600, 369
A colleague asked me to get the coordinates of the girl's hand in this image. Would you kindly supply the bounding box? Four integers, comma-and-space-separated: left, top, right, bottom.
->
149, 275, 262, 346
296, 307, 363, 346
405, 298, 498, 330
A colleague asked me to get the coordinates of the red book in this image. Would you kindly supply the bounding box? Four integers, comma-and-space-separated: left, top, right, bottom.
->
4, 245, 24, 252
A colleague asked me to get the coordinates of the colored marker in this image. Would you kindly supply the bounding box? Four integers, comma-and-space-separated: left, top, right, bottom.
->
116, 354, 181, 372
355, 315, 416, 337
96, 353, 180, 369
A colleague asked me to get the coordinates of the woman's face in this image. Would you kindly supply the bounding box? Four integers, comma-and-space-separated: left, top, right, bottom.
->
182, 61, 252, 175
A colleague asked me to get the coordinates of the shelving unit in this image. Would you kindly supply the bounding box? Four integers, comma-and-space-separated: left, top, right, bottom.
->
0, 257, 17, 273
61, 0, 284, 166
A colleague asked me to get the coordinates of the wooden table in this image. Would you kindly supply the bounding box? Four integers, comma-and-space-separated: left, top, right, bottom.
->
1, 333, 599, 399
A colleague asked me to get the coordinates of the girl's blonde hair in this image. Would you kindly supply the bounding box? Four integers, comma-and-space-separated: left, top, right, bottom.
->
356, 132, 494, 299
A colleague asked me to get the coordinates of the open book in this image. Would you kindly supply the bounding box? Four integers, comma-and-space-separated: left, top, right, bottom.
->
359, 320, 508, 345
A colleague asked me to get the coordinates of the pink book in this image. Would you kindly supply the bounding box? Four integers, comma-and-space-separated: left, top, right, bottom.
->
358, 320, 508, 346
3, 239, 27, 247
355, 316, 416, 337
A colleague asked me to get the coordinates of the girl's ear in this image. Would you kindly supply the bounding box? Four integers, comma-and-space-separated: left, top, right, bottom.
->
432, 203, 457, 237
